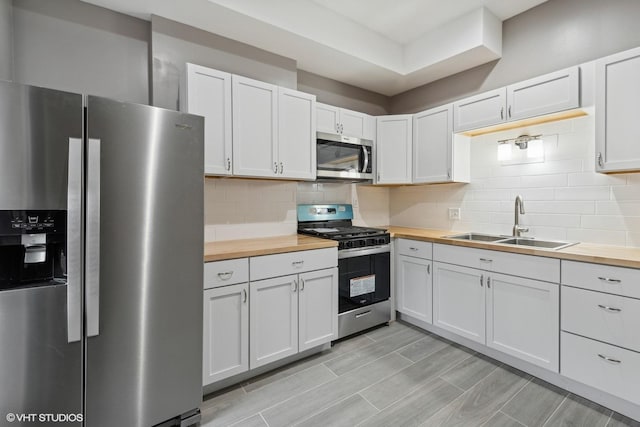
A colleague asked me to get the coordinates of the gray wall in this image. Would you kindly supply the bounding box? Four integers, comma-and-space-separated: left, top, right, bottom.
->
0, 0, 13, 81
298, 70, 389, 115
151, 16, 297, 110
390, 0, 640, 113
12, 0, 149, 104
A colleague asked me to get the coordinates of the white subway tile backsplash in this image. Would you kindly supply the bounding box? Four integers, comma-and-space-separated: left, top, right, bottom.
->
521, 214, 581, 228
520, 174, 568, 188
596, 201, 640, 216
554, 186, 610, 201
508, 188, 556, 201
568, 172, 627, 187
566, 228, 627, 246
580, 215, 638, 231
510, 200, 595, 214
611, 185, 640, 201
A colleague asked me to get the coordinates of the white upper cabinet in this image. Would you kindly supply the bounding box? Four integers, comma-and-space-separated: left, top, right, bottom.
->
278, 88, 316, 180
185, 63, 233, 176
596, 46, 640, 173
453, 66, 580, 133
413, 104, 469, 184
453, 88, 506, 132
376, 115, 413, 184
506, 67, 580, 121
232, 75, 279, 178
316, 102, 375, 140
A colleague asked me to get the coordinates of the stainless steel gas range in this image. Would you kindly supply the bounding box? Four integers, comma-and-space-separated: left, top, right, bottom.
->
297, 204, 390, 339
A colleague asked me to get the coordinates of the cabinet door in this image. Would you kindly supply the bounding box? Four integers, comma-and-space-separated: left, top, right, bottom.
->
596, 47, 640, 172
433, 262, 485, 344
299, 268, 338, 351
396, 255, 432, 324
316, 102, 340, 134
340, 108, 368, 138
486, 273, 559, 372
232, 75, 278, 177
376, 115, 413, 184
203, 283, 249, 385
413, 105, 452, 184
185, 64, 232, 176
278, 88, 316, 180
507, 67, 579, 122
453, 88, 506, 132
249, 275, 298, 368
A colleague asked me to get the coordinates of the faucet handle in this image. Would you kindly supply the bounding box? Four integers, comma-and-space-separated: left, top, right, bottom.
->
519, 226, 529, 234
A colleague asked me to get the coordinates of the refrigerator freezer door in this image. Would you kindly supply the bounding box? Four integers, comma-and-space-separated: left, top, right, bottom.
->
84, 97, 204, 427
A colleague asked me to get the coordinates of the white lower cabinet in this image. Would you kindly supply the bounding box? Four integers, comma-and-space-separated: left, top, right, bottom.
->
203, 283, 249, 386
250, 275, 299, 368
486, 273, 559, 371
250, 267, 338, 368
433, 262, 485, 344
396, 255, 432, 324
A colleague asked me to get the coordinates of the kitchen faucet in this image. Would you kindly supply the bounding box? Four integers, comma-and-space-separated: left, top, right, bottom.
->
513, 195, 529, 237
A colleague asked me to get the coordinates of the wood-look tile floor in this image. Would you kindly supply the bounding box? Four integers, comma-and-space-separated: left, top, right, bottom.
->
200, 321, 640, 427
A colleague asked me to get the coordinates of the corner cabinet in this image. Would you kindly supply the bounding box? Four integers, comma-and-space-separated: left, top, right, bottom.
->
184, 64, 233, 175
453, 67, 580, 132
376, 115, 413, 184
413, 105, 470, 184
596, 46, 640, 173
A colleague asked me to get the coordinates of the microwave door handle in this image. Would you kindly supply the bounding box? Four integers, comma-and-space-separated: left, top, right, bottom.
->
67, 138, 83, 343
362, 145, 369, 173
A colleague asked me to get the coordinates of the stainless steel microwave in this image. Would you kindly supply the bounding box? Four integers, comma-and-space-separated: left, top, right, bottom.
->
316, 132, 373, 181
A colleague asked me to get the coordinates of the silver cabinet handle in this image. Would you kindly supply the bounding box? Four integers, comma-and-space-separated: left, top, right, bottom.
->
242, 289, 247, 303
508, 106, 512, 118
340, 124, 344, 134
274, 162, 278, 174
447, 168, 451, 179
598, 304, 622, 313
362, 145, 369, 174
86, 138, 101, 338
377, 172, 381, 181
227, 157, 231, 171
217, 271, 233, 281
487, 276, 491, 288
598, 277, 621, 283
335, 123, 339, 133
300, 279, 305, 291
597, 152, 604, 168
279, 162, 284, 174
427, 264, 430, 274
67, 138, 83, 343
500, 107, 504, 120
292, 280, 298, 292
292, 260, 304, 267
480, 274, 484, 287
598, 354, 622, 364
409, 247, 419, 251
479, 258, 492, 263
355, 310, 371, 318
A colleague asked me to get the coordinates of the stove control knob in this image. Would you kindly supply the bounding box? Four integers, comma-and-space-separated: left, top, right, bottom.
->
344, 241, 353, 249
377, 238, 387, 245
358, 239, 366, 247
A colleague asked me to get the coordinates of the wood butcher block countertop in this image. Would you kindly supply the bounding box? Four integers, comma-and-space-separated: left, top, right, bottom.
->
387, 226, 640, 269
204, 235, 337, 262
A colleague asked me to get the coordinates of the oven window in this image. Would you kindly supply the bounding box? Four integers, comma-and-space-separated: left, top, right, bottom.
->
317, 141, 363, 172
338, 252, 390, 313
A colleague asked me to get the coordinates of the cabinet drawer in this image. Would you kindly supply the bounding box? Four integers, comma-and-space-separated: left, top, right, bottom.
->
204, 258, 249, 289
396, 239, 432, 259
562, 261, 640, 299
433, 244, 494, 269
562, 286, 640, 352
561, 332, 640, 405
250, 248, 337, 281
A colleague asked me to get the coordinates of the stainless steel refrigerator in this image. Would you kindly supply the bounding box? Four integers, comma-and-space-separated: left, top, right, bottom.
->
0, 81, 204, 426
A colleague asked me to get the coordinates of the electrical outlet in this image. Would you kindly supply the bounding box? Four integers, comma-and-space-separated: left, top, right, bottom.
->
448, 208, 461, 220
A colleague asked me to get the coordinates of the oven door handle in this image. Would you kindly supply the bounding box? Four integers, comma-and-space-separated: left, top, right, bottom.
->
361, 145, 369, 174
338, 245, 390, 259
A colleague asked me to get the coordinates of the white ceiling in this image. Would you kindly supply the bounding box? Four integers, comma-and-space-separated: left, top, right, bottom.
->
80, 0, 549, 95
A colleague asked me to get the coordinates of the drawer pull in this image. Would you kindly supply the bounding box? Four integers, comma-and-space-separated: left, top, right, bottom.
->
409, 247, 419, 251
598, 304, 622, 313
598, 354, 622, 364
217, 271, 234, 280
355, 310, 371, 318
242, 289, 247, 303
480, 274, 484, 287
598, 276, 621, 284
292, 260, 305, 267
479, 258, 492, 263
292, 280, 298, 292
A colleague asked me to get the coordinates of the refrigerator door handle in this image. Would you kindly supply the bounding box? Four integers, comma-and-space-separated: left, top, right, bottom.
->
86, 138, 101, 337
67, 138, 83, 343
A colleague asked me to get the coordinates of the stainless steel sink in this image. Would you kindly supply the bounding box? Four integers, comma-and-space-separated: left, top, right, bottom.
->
445, 233, 507, 242
446, 233, 578, 250
496, 238, 577, 250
